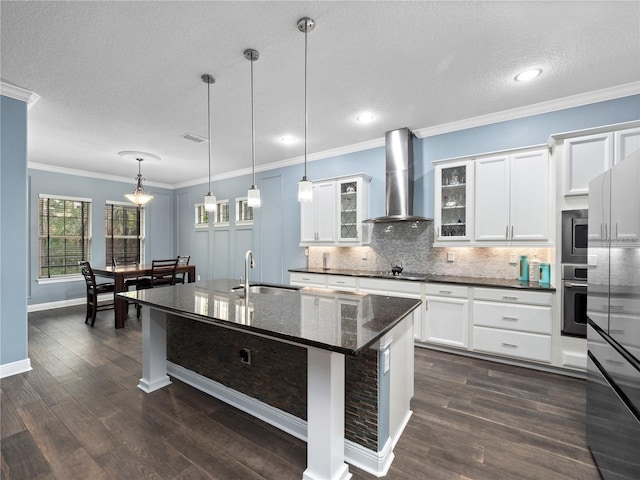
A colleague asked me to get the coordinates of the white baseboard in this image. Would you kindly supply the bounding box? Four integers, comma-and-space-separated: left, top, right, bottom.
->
562, 351, 587, 370
28, 293, 113, 312
0, 358, 32, 378
166, 362, 396, 477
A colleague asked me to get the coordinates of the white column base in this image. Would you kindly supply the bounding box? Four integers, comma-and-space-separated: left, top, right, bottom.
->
138, 306, 172, 393
304, 347, 352, 480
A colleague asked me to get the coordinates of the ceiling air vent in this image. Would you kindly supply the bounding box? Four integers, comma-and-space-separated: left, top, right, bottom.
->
181, 133, 207, 143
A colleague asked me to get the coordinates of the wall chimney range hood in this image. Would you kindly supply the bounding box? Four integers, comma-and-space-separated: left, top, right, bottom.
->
364, 127, 432, 224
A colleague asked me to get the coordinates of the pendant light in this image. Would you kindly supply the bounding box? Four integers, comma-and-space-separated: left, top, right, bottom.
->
297, 16, 315, 203
202, 73, 217, 212
244, 48, 261, 208
119, 151, 158, 206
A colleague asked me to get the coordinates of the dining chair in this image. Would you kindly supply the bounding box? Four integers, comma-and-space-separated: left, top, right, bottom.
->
175, 255, 191, 284
79, 260, 116, 327
135, 258, 179, 318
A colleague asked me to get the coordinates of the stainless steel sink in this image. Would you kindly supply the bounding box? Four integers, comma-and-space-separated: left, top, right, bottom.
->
231, 284, 299, 295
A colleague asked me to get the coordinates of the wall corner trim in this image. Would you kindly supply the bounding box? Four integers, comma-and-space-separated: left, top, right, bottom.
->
1, 81, 40, 106
0, 358, 32, 379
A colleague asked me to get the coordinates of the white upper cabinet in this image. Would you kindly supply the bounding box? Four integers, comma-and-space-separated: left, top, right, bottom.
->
475, 149, 550, 243
434, 160, 474, 242
563, 126, 639, 196
300, 174, 370, 246
300, 181, 336, 244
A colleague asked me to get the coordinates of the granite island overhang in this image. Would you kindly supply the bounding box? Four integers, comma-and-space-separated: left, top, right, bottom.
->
120, 279, 421, 480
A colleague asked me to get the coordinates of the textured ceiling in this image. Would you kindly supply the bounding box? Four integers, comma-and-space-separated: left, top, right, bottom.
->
2, 1, 639, 187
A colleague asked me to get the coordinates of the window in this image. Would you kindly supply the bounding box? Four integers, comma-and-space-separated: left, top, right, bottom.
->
236, 197, 254, 224
105, 202, 144, 266
194, 203, 208, 227
215, 199, 230, 226
38, 195, 91, 278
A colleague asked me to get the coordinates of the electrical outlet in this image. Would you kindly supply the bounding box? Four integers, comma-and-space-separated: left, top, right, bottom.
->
447, 251, 455, 262
362, 250, 368, 260
509, 253, 518, 264
304, 247, 309, 257
197, 275, 201, 281
240, 348, 251, 365
383, 348, 390, 373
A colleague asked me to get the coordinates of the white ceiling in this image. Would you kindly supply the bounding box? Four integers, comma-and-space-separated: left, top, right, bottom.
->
2, 1, 639, 187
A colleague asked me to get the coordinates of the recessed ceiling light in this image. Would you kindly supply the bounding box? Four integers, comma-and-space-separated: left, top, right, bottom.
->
514, 68, 543, 82
356, 112, 376, 123
280, 135, 297, 144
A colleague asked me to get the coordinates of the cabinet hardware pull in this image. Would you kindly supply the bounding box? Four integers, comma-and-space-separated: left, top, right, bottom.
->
502, 316, 518, 321
604, 224, 608, 241
615, 223, 618, 239
601, 224, 604, 240
336, 281, 345, 284
610, 305, 624, 311
302, 277, 310, 281
502, 295, 519, 300
564, 282, 588, 288
511, 225, 514, 239
439, 290, 452, 294
505, 225, 509, 239
609, 329, 625, 334
501, 342, 518, 348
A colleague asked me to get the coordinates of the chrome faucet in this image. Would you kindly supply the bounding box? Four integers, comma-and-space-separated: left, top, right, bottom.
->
244, 250, 255, 297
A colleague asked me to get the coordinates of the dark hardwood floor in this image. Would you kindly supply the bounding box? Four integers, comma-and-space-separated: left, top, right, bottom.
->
1, 306, 601, 480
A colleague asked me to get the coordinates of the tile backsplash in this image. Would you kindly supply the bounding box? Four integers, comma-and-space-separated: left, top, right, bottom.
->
308, 222, 554, 280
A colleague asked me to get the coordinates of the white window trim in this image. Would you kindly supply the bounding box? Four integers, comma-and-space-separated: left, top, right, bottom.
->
37, 275, 84, 285
235, 196, 254, 226
214, 199, 230, 228
194, 202, 209, 229
39, 193, 92, 203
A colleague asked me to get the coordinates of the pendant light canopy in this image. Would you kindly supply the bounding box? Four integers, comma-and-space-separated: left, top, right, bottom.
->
119, 151, 158, 206
202, 73, 217, 212
297, 16, 315, 203
244, 48, 261, 208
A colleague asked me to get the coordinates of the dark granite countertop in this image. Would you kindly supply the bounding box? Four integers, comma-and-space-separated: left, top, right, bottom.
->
119, 279, 421, 356
289, 267, 556, 291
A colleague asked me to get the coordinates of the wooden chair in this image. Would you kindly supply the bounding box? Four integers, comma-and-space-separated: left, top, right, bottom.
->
175, 255, 191, 284
79, 261, 115, 327
135, 258, 179, 318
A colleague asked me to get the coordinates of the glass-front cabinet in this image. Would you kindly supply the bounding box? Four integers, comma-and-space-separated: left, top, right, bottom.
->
434, 160, 474, 243
300, 174, 371, 246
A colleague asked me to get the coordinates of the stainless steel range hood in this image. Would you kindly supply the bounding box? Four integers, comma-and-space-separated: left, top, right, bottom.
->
364, 127, 432, 223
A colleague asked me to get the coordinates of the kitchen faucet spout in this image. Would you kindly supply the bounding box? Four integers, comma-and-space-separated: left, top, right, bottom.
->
244, 250, 255, 298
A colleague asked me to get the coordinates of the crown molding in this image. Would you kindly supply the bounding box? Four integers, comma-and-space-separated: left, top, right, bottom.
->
27, 162, 173, 189
0, 81, 40, 106
413, 82, 640, 138
173, 136, 385, 189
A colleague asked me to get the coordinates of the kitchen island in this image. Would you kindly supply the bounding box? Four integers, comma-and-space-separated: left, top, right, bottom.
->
120, 279, 421, 480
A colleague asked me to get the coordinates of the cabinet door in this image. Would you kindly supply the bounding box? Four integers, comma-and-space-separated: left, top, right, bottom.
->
435, 161, 473, 241
315, 182, 336, 242
614, 127, 640, 164
611, 154, 640, 245
300, 197, 317, 243
564, 132, 613, 196
474, 155, 510, 241
509, 150, 549, 241
337, 179, 359, 242
424, 296, 469, 348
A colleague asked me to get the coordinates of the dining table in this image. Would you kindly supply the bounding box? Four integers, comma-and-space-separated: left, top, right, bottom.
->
92, 263, 196, 328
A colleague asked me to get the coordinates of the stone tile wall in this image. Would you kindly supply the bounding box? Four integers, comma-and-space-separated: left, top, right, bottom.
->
167, 316, 379, 451
308, 222, 554, 280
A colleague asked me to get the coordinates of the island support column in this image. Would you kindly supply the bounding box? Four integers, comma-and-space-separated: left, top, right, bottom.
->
138, 306, 172, 393
304, 347, 352, 480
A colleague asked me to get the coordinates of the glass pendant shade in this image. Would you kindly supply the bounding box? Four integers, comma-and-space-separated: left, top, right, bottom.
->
204, 193, 217, 212
247, 186, 261, 207
125, 181, 154, 206
298, 177, 313, 202
119, 153, 156, 206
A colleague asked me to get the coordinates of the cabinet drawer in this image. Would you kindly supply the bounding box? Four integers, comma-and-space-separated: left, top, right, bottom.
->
289, 272, 326, 288
473, 326, 551, 363
474, 287, 553, 306
327, 275, 357, 291
358, 278, 422, 296
424, 283, 469, 298
473, 301, 552, 334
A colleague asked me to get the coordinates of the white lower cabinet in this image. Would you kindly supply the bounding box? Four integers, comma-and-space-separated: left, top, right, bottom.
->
423, 284, 469, 348
472, 287, 553, 364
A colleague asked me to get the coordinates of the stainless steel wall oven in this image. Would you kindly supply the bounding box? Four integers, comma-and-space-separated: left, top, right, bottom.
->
561, 209, 589, 338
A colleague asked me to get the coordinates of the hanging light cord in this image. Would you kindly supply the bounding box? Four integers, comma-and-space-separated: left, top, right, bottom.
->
251, 54, 256, 186
207, 79, 212, 194
303, 22, 308, 179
